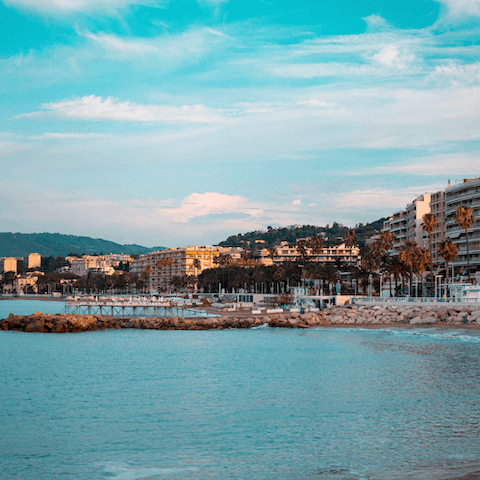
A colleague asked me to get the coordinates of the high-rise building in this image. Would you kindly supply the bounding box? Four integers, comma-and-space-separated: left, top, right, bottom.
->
0, 257, 17, 274
444, 177, 480, 273
24, 253, 41, 270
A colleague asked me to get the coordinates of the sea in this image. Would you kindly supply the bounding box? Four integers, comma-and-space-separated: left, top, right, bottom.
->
1, 300, 480, 480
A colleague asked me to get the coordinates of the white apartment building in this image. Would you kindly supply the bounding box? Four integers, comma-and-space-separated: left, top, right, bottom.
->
444, 177, 480, 272
257, 241, 360, 265
383, 193, 431, 256
65, 255, 129, 276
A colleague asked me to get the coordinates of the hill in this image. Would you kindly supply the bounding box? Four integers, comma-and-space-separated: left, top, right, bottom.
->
0, 233, 165, 258
218, 218, 386, 249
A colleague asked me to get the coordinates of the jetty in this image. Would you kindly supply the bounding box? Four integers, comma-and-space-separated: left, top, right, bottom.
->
63, 296, 211, 318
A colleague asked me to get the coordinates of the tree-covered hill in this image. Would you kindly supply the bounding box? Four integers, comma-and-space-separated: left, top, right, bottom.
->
0, 232, 165, 257
218, 218, 387, 249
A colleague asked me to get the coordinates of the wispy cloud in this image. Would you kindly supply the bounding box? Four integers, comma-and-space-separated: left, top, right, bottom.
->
15, 95, 228, 123
435, 0, 480, 19
2, 0, 162, 14
28, 132, 113, 140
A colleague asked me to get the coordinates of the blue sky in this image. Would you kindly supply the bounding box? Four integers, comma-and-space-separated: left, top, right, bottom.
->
1, 0, 480, 247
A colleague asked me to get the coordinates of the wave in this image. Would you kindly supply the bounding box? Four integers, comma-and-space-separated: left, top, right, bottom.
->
320, 327, 480, 343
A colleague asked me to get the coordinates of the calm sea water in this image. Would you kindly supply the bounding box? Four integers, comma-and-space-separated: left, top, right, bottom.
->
1, 302, 480, 480
0, 299, 66, 318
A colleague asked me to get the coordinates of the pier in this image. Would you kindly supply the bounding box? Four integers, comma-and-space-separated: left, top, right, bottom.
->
63, 296, 209, 318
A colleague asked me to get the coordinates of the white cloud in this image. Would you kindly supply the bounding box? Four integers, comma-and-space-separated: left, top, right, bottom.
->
430, 62, 480, 85
296, 99, 332, 108
16, 95, 228, 123
83, 32, 161, 57
2, 0, 160, 14
82, 27, 228, 62
292, 199, 302, 205
371, 153, 480, 177
157, 192, 262, 223
29, 132, 112, 140
435, 0, 480, 18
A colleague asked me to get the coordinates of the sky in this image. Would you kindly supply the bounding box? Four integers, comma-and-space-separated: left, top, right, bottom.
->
1, 0, 480, 247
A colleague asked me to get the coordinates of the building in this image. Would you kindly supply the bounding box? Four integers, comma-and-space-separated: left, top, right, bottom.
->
382, 193, 431, 256
383, 210, 407, 255
382, 177, 480, 277
444, 177, 480, 273
257, 241, 360, 266
430, 189, 445, 267
24, 253, 41, 270
14, 274, 40, 294
65, 254, 131, 276
0, 257, 17, 274
130, 246, 224, 292
405, 193, 431, 247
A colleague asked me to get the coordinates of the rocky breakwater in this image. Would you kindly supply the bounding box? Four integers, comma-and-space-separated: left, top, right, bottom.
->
2, 305, 480, 333
301, 304, 480, 326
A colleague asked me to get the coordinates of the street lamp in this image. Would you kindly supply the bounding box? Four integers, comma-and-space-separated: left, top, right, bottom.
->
379, 273, 383, 299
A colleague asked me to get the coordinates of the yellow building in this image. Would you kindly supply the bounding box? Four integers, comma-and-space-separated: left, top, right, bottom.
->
24, 253, 41, 269
130, 246, 237, 291
0, 257, 17, 274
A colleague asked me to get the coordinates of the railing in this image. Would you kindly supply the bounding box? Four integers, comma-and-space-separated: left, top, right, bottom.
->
353, 297, 480, 304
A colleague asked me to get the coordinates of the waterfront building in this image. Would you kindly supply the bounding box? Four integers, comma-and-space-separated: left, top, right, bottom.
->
444, 177, 480, 273
257, 241, 360, 265
131, 246, 227, 292
381, 176, 480, 278
430, 189, 446, 267
14, 274, 40, 294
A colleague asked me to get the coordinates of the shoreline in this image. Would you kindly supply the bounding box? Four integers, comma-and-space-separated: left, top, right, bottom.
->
2, 302, 480, 333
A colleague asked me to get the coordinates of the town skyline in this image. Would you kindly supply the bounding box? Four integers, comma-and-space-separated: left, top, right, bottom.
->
2, 0, 480, 246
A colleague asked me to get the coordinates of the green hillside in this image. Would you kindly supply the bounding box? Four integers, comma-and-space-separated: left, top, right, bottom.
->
0, 232, 164, 257
218, 218, 386, 249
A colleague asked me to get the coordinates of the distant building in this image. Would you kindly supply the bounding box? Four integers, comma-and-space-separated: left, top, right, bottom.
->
24, 253, 41, 270
0, 257, 17, 274
65, 254, 132, 276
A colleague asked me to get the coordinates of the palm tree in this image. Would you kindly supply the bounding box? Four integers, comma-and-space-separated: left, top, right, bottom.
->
296, 239, 309, 265
422, 213, 438, 294
343, 229, 357, 266
308, 236, 326, 261
399, 240, 419, 296
267, 246, 277, 265
415, 248, 430, 296
438, 238, 458, 284
144, 266, 152, 294
455, 205, 476, 282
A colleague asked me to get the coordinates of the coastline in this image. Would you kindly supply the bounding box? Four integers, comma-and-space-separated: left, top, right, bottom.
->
2, 302, 480, 333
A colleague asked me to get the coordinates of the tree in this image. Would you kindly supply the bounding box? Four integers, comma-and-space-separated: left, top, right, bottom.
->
308, 235, 326, 261
455, 205, 476, 282
422, 213, 438, 294
399, 241, 421, 296
438, 238, 458, 284
267, 246, 277, 265
343, 229, 358, 266
296, 239, 309, 265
